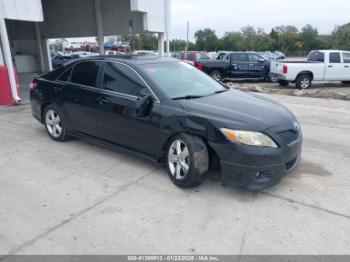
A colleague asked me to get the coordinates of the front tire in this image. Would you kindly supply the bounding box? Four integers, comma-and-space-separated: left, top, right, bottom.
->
165, 134, 209, 188
210, 71, 223, 82
295, 75, 312, 89
342, 81, 350, 85
44, 105, 70, 142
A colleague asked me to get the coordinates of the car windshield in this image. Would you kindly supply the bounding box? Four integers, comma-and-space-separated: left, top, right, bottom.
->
140, 62, 227, 99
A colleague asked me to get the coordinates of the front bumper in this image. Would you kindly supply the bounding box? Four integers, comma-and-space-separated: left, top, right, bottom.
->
209, 133, 302, 191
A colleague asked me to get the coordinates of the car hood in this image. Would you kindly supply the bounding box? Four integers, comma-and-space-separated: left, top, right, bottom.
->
177, 89, 295, 131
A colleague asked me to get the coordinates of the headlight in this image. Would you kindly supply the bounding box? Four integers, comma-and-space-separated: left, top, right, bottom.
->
220, 128, 278, 148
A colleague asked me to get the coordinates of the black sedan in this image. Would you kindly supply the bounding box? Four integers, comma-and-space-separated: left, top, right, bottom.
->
30, 56, 302, 190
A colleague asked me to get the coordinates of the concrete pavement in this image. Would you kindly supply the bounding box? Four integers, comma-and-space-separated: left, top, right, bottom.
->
0, 94, 350, 255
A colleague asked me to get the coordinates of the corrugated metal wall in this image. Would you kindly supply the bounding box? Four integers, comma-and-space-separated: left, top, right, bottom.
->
130, 0, 166, 33
0, 0, 43, 22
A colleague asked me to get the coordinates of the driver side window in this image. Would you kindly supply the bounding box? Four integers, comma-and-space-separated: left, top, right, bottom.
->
102, 62, 148, 97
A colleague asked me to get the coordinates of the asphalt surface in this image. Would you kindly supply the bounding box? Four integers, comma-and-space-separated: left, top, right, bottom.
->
1, 92, 350, 255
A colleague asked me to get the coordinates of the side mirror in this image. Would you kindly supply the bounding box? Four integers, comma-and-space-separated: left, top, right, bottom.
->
135, 94, 153, 117
258, 58, 265, 63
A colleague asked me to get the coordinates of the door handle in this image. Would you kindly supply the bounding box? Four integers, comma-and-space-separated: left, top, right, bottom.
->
97, 97, 109, 105
345, 65, 349, 68
328, 65, 333, 68
53, 86, 62, 93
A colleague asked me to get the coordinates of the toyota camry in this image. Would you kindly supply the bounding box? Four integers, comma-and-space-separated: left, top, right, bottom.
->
30, 56, 302, 190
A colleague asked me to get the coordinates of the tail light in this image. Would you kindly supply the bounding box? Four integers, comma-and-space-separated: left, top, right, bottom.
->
283, 65, 288, 74
197, 63, 203, 71
29, 80, 37, 91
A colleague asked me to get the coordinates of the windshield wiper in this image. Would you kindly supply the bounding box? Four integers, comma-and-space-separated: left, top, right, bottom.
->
214, 89, 229, 94
172, 95, 204, 100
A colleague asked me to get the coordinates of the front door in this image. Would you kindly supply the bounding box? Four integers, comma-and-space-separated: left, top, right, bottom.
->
230, 53, 249, 78
96, 61, 163, 157
247, 53, 266, 78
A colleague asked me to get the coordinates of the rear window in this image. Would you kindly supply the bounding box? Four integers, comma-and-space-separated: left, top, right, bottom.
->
307, 52, 324, 62
195, 53, 210, 61
329, 52, 341, 63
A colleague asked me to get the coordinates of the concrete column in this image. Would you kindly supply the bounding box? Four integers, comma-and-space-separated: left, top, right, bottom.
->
94, 0, 104, 55
35, 23, 45, 72
165, 0, 171, 57
158, 33, 165, 57
43, 39, 52, 71
0, 17, 21, 103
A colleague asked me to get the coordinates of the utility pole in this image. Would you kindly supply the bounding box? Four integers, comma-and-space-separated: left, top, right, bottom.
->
185, 21, 189, 54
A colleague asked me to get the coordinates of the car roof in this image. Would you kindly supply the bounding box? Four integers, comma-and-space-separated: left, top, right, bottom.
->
69, 55, 178, 66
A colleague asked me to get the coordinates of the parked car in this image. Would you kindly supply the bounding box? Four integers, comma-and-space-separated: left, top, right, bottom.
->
208, 52, 218, 60
30, 57, 302, 190
134, 50, 158, 56
71, 51, 97, 59
198, 51, 274, 82
274, 51, 286, 60
51, 54, 72, 69
105, 50, 125, 56
270, 50, 350, 89
181, 51, 211, 68
171, 52, 182, 60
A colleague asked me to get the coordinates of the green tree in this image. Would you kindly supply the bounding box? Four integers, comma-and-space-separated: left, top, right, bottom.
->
301, 24, 319, 51
194, 28, 219, 51
332, 24, 350, 50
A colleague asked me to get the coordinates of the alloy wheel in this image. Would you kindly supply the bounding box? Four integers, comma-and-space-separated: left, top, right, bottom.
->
300, 78, 310, 89
211, 72, 222, 82
45, 109, 62, 138
168, 139, 190, 180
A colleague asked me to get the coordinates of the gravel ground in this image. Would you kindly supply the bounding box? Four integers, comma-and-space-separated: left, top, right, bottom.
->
226, 81, 350, 100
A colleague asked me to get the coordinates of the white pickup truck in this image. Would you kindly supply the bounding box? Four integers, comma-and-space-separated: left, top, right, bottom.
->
270, 50, 350, 89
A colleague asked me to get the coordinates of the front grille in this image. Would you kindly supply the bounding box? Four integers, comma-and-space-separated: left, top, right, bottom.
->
277, 129, 299, 144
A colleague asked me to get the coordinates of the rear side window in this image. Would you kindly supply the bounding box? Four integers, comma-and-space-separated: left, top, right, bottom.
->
308, 52, 324, 62
231, 53, 248, 62
329, 52, 341, 63
70, 61, 100, 87
343, 52, 350, 63
102, 62, 146, 97
57, 68, 72, 82
195, 53, 210, 61
186, 53, 194, 61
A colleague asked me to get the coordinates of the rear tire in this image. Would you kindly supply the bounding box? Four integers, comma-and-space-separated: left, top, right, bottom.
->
44, 105, 70, 142
278, 80, 289, 87
295, 75, 312, 89
165, 134, 209, 188
210, 71, 223, 82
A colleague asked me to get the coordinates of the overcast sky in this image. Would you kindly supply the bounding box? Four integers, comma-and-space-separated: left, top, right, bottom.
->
171, 0, 350, 41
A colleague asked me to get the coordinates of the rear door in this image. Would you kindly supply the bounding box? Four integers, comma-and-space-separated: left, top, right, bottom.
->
341, 52, 350, 80
247, 53, 266, 78
95, 61, 162, 157
59, 61, 102, 136
230, 53, 249, 78
325, 52, 343, 81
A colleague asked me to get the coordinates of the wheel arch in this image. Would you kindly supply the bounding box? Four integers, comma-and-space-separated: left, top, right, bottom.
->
160, 131, 221, 170
295, 71, 314, 82
40, 101, 52, 124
